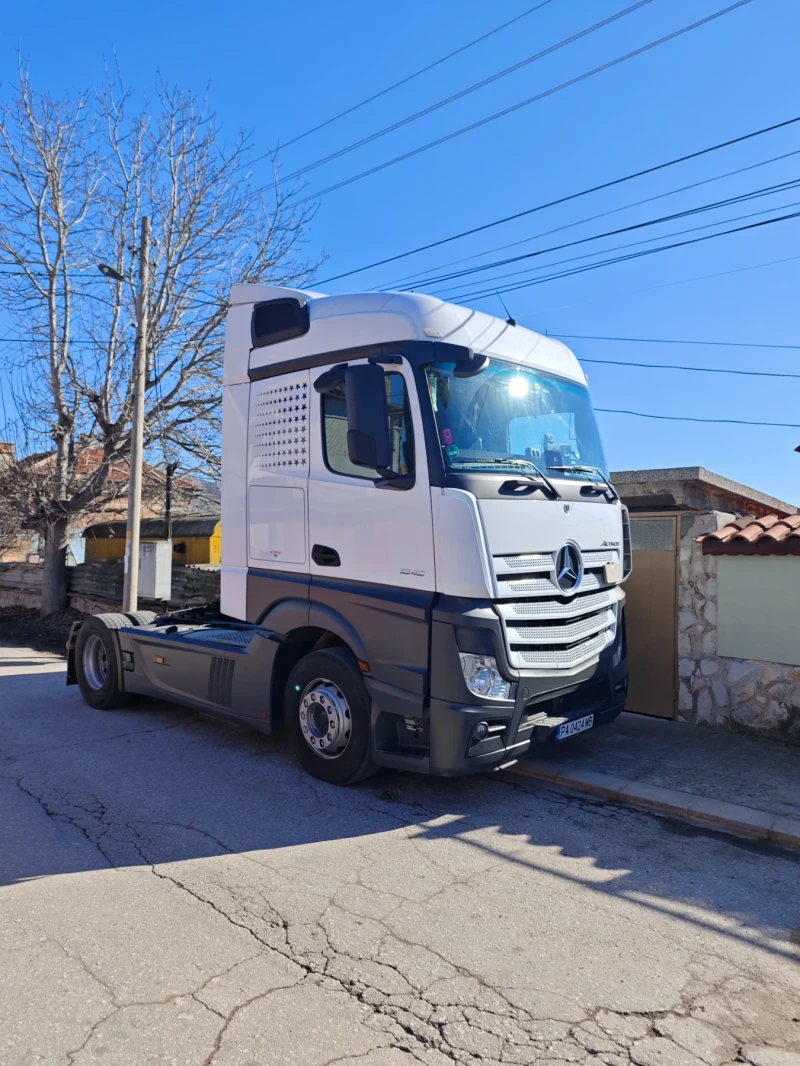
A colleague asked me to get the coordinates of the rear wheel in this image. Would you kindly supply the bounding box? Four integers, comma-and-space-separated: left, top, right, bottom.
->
285, 647, 376, 785
75, 617, 131, 710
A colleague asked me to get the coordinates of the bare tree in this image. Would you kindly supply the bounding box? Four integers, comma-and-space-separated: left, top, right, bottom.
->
0, 457, 26, 560
0, 62, 317, 614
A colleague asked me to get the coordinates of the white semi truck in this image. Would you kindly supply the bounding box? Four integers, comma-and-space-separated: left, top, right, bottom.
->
68, 286, 631, 784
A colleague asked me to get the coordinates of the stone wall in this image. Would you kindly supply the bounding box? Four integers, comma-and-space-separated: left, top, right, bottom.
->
677, 511, 800, 744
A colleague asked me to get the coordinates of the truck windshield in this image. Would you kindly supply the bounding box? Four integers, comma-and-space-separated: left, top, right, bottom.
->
425, 359, 608, 479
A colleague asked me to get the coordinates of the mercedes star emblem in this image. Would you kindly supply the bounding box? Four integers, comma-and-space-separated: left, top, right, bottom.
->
554, 542, 583, 594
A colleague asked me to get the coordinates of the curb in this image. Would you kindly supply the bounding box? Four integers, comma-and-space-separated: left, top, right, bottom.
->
504, 758, 800, 850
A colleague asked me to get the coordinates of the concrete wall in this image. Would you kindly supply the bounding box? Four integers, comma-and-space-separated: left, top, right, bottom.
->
677, 513, 800, 744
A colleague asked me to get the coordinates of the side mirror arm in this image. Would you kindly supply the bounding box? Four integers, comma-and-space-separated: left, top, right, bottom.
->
375, 471, 415, 491
313, 363, 348, 393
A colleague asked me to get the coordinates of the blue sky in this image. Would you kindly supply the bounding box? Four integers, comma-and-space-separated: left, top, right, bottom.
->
3, 0, 799, 503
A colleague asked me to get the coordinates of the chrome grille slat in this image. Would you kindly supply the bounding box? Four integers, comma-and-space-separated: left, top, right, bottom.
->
497, 587, 621, 621
499, 571, 606, 597
582, 549, 619, 568
514, 630, 612, 669
492, 548, 618, 579
494, 552, 553, 573
507, 608, 614, 645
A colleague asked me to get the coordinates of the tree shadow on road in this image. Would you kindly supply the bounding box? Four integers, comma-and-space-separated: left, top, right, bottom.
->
1, 661, 798, 968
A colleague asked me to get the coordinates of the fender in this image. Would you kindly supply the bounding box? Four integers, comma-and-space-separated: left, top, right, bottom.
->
307, 601, 369, 665
258, 598, 312, 637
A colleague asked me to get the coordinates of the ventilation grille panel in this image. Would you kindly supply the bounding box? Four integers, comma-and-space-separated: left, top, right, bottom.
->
209, 657, 235, 707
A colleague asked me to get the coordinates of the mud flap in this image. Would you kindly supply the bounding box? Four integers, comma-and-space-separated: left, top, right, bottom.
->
65, 620, 81, 686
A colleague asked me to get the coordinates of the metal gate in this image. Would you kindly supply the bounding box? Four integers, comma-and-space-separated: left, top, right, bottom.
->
624, 515, 678, 719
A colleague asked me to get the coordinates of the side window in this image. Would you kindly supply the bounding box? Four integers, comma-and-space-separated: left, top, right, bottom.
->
322, 371, 414, 480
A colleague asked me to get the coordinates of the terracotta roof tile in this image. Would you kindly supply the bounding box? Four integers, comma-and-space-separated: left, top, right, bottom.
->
699, 514, 800, 555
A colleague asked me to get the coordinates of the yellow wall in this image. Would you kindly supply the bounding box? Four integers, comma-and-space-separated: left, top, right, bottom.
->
84, 523, 221, 566
85, 538, 126, 563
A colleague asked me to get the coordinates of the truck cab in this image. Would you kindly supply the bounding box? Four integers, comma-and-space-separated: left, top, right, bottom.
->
69, 284, 630, 784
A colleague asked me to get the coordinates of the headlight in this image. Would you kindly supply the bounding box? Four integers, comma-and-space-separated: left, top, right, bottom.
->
459, 653, 511, 700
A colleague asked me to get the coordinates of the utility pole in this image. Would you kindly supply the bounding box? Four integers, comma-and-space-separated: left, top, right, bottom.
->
122, 216, 151, 613
164, 461, 178, 541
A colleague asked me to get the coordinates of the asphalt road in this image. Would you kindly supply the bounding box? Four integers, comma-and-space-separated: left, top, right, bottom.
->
2, 643, 799, 1066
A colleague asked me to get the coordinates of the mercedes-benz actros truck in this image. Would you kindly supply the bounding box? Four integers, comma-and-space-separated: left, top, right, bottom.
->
68, 285, 631, 785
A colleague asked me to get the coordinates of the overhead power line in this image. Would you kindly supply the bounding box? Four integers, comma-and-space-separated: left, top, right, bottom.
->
435, 193, 800, 300
270, 1, 557, 155
582, 358, 800, 379
376, 146, 800, 291
407, 176, 800, 292
0, 336, 97, 344
596, 409, 800, 428
292, 0, 754, 210
435, 196, 800, 299
452, 208, 800, 301
284, 0, 654, 181
316, 112, 798, 286
520, 252, 800, 321
556, 333, 800, 350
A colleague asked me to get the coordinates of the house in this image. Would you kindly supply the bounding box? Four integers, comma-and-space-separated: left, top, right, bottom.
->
612, 467, 799, 743
83, 515, 221, 566
0, 439, 220, 564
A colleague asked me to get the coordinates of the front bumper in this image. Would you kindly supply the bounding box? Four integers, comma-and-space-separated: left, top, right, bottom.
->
426, 597, 628, 776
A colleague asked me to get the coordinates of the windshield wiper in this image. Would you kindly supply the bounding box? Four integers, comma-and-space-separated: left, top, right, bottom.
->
549, 464, 618, 501
450, 457, 561, 498
489, 457, 561, 499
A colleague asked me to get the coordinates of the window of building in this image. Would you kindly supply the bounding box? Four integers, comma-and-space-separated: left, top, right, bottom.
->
322, 371, 414, 480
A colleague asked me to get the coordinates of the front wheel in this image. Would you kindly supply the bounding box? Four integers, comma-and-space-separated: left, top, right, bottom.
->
285, 647, 376, 785
74, 617, 132, 710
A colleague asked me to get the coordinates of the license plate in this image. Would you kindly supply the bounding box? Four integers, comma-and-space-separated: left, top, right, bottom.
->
556, 714, 594, 741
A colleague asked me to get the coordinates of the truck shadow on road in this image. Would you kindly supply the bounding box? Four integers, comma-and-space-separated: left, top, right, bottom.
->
1, 667, 798, 966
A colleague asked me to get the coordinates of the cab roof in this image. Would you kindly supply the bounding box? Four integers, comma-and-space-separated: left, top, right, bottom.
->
223, 285, 586, 387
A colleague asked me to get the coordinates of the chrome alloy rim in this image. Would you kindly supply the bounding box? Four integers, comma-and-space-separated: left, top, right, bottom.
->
299, 678, 352, 760
82, 633, 109, 690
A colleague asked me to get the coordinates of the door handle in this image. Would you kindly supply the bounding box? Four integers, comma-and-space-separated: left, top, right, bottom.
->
312, 544, 341, 567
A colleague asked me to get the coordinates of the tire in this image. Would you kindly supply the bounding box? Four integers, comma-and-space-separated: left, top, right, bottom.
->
285, 647, 376, 785
125, 611, 157, 626
74, 617, 132, 711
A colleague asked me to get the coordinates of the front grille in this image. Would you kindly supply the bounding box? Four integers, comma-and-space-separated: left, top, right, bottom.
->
508, 607, 614, 645
498, 571, 606, 597
516, 631, 610, 668
492, 548, 623, 672
496, 552, 552, 572
583, 549, 618, 568
498, 587, 622, 620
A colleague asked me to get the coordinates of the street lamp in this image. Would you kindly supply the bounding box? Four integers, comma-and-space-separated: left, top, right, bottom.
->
96, 220, 150, 612
97, 263, 126, 282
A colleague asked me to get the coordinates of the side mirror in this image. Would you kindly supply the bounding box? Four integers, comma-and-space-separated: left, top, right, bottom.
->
345, 364, 391, 469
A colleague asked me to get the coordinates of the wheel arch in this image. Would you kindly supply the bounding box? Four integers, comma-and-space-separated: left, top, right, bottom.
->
269, 612, 365, 730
